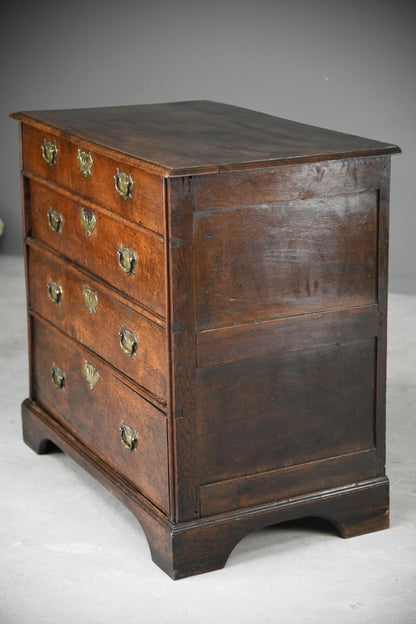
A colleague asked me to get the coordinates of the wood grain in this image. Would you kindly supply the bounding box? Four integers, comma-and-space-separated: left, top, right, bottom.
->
195, 191, 379, 329
28, 178, 166, 317
200, 450, 379, 516
166, 177, 200, 522
21, 398, 389, 579
197, 304, 379, 367
198, 339, 377, 484
11, 101, 399, 578
27, 241, 168, 402
192, 156, 383, 209
21, 124, 165, 233
11, 101, 400, 175
31, 316, 169, 512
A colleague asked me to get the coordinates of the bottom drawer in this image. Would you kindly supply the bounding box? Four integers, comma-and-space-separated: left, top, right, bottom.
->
31, 316, 169, 513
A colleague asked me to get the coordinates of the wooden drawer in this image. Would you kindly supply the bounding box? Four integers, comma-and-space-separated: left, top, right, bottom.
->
27, 243, 167, 403
28, 179, 166, 317
22, 124, 165, 234
31, 316, 169, 513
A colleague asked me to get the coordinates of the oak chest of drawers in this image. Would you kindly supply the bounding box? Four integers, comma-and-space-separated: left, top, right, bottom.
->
11, 101, 400, 579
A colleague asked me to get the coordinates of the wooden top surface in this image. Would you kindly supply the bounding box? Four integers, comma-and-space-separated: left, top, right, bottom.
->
11, 100, 401, 176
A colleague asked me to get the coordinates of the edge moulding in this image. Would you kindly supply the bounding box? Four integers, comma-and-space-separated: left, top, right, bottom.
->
22, 399, 389, 580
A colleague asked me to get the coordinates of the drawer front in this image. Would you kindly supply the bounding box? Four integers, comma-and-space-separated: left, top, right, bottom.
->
28, 243, 167, 402
29, 179, 166, 317
22, 124, 165, 234
31, 317, 169, 513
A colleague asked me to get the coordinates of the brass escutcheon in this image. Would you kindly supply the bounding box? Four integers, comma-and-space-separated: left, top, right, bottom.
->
83, 360, 100, 390
119, 420, 138, 452
47, 280, 62, 304
114, 168, 133, 200
119, 326, 138, 356
47, 207, 63, 233
80, 207, 96, 237
51, 364, 65, 389
77, 148, 93, 177
118, 245, 136, 275
41, 138, 58, 166
82, 285, 98, 314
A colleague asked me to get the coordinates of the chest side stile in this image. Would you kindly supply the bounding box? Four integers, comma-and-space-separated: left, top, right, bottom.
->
167, 176, 201, 523
375, 156, 391, 477
20, 122, 34, 401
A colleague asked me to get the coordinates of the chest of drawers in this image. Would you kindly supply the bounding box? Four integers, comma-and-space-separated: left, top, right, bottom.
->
11, 101, 400, 579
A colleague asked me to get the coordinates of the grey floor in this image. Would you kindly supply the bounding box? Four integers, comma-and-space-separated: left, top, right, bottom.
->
1, 254, 415, 624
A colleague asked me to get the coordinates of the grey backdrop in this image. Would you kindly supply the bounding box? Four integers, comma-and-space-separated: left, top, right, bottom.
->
1, 0, 414, 292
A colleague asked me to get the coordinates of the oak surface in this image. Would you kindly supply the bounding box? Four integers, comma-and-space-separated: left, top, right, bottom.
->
11, 100, 400, 175
12, 100, 400, 579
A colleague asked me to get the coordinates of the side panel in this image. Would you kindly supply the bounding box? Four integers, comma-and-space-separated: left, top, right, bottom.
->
195, 191, 378, 329
192, 156, 390, 517
198, 339, 377, 485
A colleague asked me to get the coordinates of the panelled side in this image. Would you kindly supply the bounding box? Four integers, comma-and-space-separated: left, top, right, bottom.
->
191, 157, 389, 517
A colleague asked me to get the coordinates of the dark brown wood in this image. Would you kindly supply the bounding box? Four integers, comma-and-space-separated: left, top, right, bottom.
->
12, 101, 400, 578
21, 124, 165, 233
195, 190, 379, 329
27, 241, 167, 402
11, 101, 400, 176
31, 316, 169, 512
166, 177, 200, 522
28, 178, 166, 317
375, 157, 391, 475
192, 156, 384, 209
197, 304, 379, 367
198, 339, 377, 485
21, 398, 389, 580
199, 450, 379, 516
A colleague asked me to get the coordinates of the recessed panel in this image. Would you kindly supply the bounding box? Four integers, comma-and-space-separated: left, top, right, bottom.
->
195, 192, 378, 330
198, 339, 377, 485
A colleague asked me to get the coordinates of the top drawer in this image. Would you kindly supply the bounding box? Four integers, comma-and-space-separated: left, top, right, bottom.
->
21, 124, 165, 235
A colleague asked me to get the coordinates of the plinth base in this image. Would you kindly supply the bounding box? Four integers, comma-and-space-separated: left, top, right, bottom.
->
22, 399, 389, 580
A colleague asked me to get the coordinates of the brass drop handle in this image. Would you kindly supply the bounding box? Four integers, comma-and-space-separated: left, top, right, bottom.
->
117, 245, 136, 275
47, 207, 63, 233
80, 207, 96, 237
47, 280, 62, 304
119, 326, 138, 356
119, 420, 138, 452
77, 148, 93, 177
41, 138, 58, 166
114, 168, 133, 200
51, 364, 65, 389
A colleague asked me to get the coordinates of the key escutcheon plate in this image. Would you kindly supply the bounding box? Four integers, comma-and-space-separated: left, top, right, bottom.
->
83, 360, 100, 390
47, 207, 63, 233
77, 148, 93, 177
80, 207, 97, 237
82, 285, 99, 315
